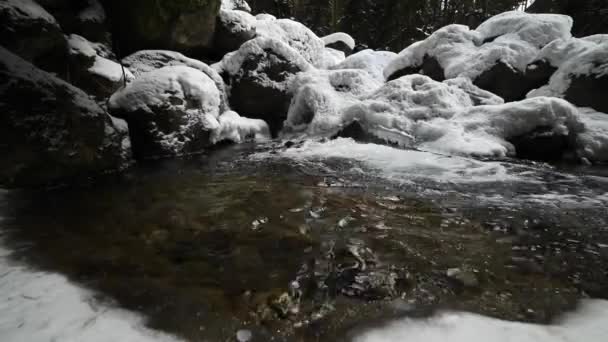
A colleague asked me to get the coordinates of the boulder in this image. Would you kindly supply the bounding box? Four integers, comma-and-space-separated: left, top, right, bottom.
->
121, 50, 228, 111
213, 9, 257, 57
66, 34, 134, 99
38, 0, 111, 44
322, 33, 355, 56
218, 37, 312, 135
108, 66, 222, 159
386, 55, 444, 82
0, 0, 67, 73
220, 0, 251, 12
101, 0, 222, 56
528, 36, 608, 113
0, 47, 131, 188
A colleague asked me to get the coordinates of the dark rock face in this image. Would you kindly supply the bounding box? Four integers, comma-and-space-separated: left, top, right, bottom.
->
213, 9, 256, 57
325, 41, 353, 56
108, 66, 222, 160
66, 34, 132, 100
524, 60, 558, 92
509, 126, 572, 162
566, 74, 608, 114
0, 0, 67, 73
473, 62, 528, 102
225, 49, 308, 136
101, 0, 222, 57
386, 55, 445, 82
39, 0, 112, 44
0, 47, 131, 188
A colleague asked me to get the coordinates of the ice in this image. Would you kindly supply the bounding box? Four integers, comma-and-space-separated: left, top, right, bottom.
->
272, 138, 517, 184
353, 300, 608, 342
211, 111, 270, 144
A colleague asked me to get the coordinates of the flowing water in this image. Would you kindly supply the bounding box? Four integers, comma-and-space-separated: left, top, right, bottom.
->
1, 139, 608, 341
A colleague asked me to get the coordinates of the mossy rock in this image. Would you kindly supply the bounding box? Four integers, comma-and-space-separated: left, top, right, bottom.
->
102, 0, 221, 57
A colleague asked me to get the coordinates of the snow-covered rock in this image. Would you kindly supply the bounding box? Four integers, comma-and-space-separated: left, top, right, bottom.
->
255, 19, 326, 67
284, 73, 596, 161
213, 9, 257, 55
122, 50, 228, 112
218, 37, 312, 134
0, 0, 67, 72
576, 107, 608, 163
284, 69, 382, 136
528, 36, 608, 113
0, 47, 131, 188
384, 11, 573, 101
108, 66, 222, 159
67, 34, 134, 99
211, 111, 270, 144
255, 13, 276, 21
322, 32, 356, 56
331, 49, 398, 82
221, 0, 251, 12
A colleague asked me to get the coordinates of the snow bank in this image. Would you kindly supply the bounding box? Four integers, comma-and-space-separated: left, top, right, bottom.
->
255, 13, 276, 21
109, 65, 220, 119
0, 0, 56, 24
67, 34, 133, 84
221, 0, 251, 12
211, 111, 270, 144
528, 37, 608, 98
384, 11, 573, 81
218, 8, 256, 35
322, 32, 356, 50
316, 48, 346, 69
331, 49, 397, 82
353, 299, 608, 342
0, 245, 182, 342
576, 108, 608, 163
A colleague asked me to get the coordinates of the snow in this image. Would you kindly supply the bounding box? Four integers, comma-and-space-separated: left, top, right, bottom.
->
218, 36, 312, 82
221, 0, 251, 12
0, 244, 182, 342
576, 108, 608, 163
528, 37, 608, 99
78, 0, 106, 24
322, 32, 356, 50
384, 11, 573, 81
0, 0, 56, 24
122, 50, 227, 111
476, 11, 572, 48
67, 34, 134, 84
284, 68, 382, 136
316, 48, 346, 69
269, 138, 516, 183
255, 13, 276, 21
218, 8, 256, 35
353, 299, 608, 342
255, 19, 326, 67
331, 49, 397, 82
109, 65, 220, 118
284, 74, 594, 159
211, 111, 270, 144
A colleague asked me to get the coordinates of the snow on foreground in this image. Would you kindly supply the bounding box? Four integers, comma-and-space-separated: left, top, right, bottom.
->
353, 300, 608, 342
0, 247, 182, 342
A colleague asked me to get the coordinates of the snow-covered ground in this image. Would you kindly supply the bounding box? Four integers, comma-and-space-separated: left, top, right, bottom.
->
0, 247, 182, 342
354, 300, 608, 342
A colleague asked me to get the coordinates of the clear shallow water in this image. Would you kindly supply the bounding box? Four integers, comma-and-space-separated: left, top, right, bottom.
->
1, 140, 608, 341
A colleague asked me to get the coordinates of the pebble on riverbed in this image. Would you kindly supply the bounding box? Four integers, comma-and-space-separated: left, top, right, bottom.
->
446, 268, 479, 288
